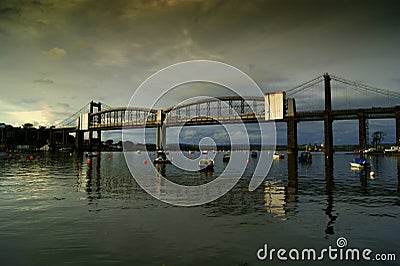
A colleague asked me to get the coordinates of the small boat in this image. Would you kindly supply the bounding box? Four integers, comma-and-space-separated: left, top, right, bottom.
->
273, 151, 284, 160
298, 152, 312, 163
202, 150, 208, 155
153, 150, 171, 164
85, 152, 98, 158
199, 158, 214, 171
363, 147, 378, 154
222, 153, 230, 162
350, 158, 371, 169
153, 157, 171, 164
384, 146, 400, 154
251, 151, 257, 158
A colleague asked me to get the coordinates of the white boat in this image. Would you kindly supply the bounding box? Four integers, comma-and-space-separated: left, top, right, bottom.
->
384, 146, 400, 153
201, 150, 208, 155
363, 147, 377, 154
199, 158, 214, 171
273, 152, 284, 160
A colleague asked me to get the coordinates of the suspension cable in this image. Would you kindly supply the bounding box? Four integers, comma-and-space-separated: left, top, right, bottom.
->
286, 75, 324, 96
331, 75, 400, 99
55, 103, 89, 127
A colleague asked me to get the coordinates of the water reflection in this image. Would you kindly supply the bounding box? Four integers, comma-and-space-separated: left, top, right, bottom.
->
358, 168, 368, 194
286, 152, 298, 202
398, 157, 400, 194
324, 157, 337, 236
1, 151, 400, 266
74, 153, 101, 200
264, 181, 286, 218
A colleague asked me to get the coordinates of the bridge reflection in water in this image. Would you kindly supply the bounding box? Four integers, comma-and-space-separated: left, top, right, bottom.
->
71, 151, 400, 238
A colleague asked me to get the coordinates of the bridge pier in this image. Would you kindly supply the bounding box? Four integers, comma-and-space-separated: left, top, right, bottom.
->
88, 131, 93, 151
323, 73, 334, 160
62, 129, 68, 146
286, 98, 297, 154
88, 130, 101, 151
358, 110, 367, 150
49, 128, 55, 151
156, 110, 166, 154
75, 130, 84, 151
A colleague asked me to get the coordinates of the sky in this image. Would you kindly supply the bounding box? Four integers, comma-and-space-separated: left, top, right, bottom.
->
1, 0, 400, 145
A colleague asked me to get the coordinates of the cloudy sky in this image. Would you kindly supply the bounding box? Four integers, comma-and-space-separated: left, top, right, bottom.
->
1, 0, 399, 144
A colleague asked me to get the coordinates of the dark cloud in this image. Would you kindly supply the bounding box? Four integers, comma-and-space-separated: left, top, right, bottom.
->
0, 0, 399, 139
0, 6, 20, 16
34, 78, 54, 84
57, 103, 70, 109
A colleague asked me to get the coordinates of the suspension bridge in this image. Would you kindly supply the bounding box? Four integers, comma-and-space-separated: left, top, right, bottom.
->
50, 73, 400, 156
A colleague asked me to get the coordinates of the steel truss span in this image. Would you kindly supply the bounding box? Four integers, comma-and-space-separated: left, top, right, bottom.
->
90, 108, 157, 130
86, 97, 267, 130
164, 96, 266, 126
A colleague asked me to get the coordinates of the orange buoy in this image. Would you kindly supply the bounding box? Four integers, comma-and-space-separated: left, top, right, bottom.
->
87, 158, 92, 164
247, 159, 250, 164
29, 155, 34, 160
143, 159, 147, 165
189, 155, 192, 159
8, 153, 13, 158
108, 157, 112, 161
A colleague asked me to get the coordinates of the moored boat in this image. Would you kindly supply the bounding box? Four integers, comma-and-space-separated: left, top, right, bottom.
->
153, 157, 171, 164
384, 146, 400, 154
298, 152, 312, 163
273, 151, 284, 160
251, 151, 257, 158
85, 152, 98, 158
222, 153, 230, 162
350, 158, 371, 169
199, 158, 214, 171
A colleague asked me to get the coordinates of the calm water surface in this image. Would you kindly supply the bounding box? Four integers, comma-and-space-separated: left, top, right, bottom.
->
0, 151, 399, 265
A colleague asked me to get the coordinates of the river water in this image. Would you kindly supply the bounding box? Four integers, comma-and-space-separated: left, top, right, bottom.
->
0, 151, 399, 265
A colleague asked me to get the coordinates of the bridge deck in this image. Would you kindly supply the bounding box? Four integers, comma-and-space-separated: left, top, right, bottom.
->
55, 106, 397, 131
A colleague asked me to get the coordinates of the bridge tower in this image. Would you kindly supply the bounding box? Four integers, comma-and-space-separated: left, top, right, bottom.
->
286, 98, 299, 196
88, 101, 101, 151
286, 98, 297, 154
323, 73, 334, 160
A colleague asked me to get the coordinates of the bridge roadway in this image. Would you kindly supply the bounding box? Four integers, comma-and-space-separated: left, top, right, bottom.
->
56, 102, 397, 131
52, 92, 399, 154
